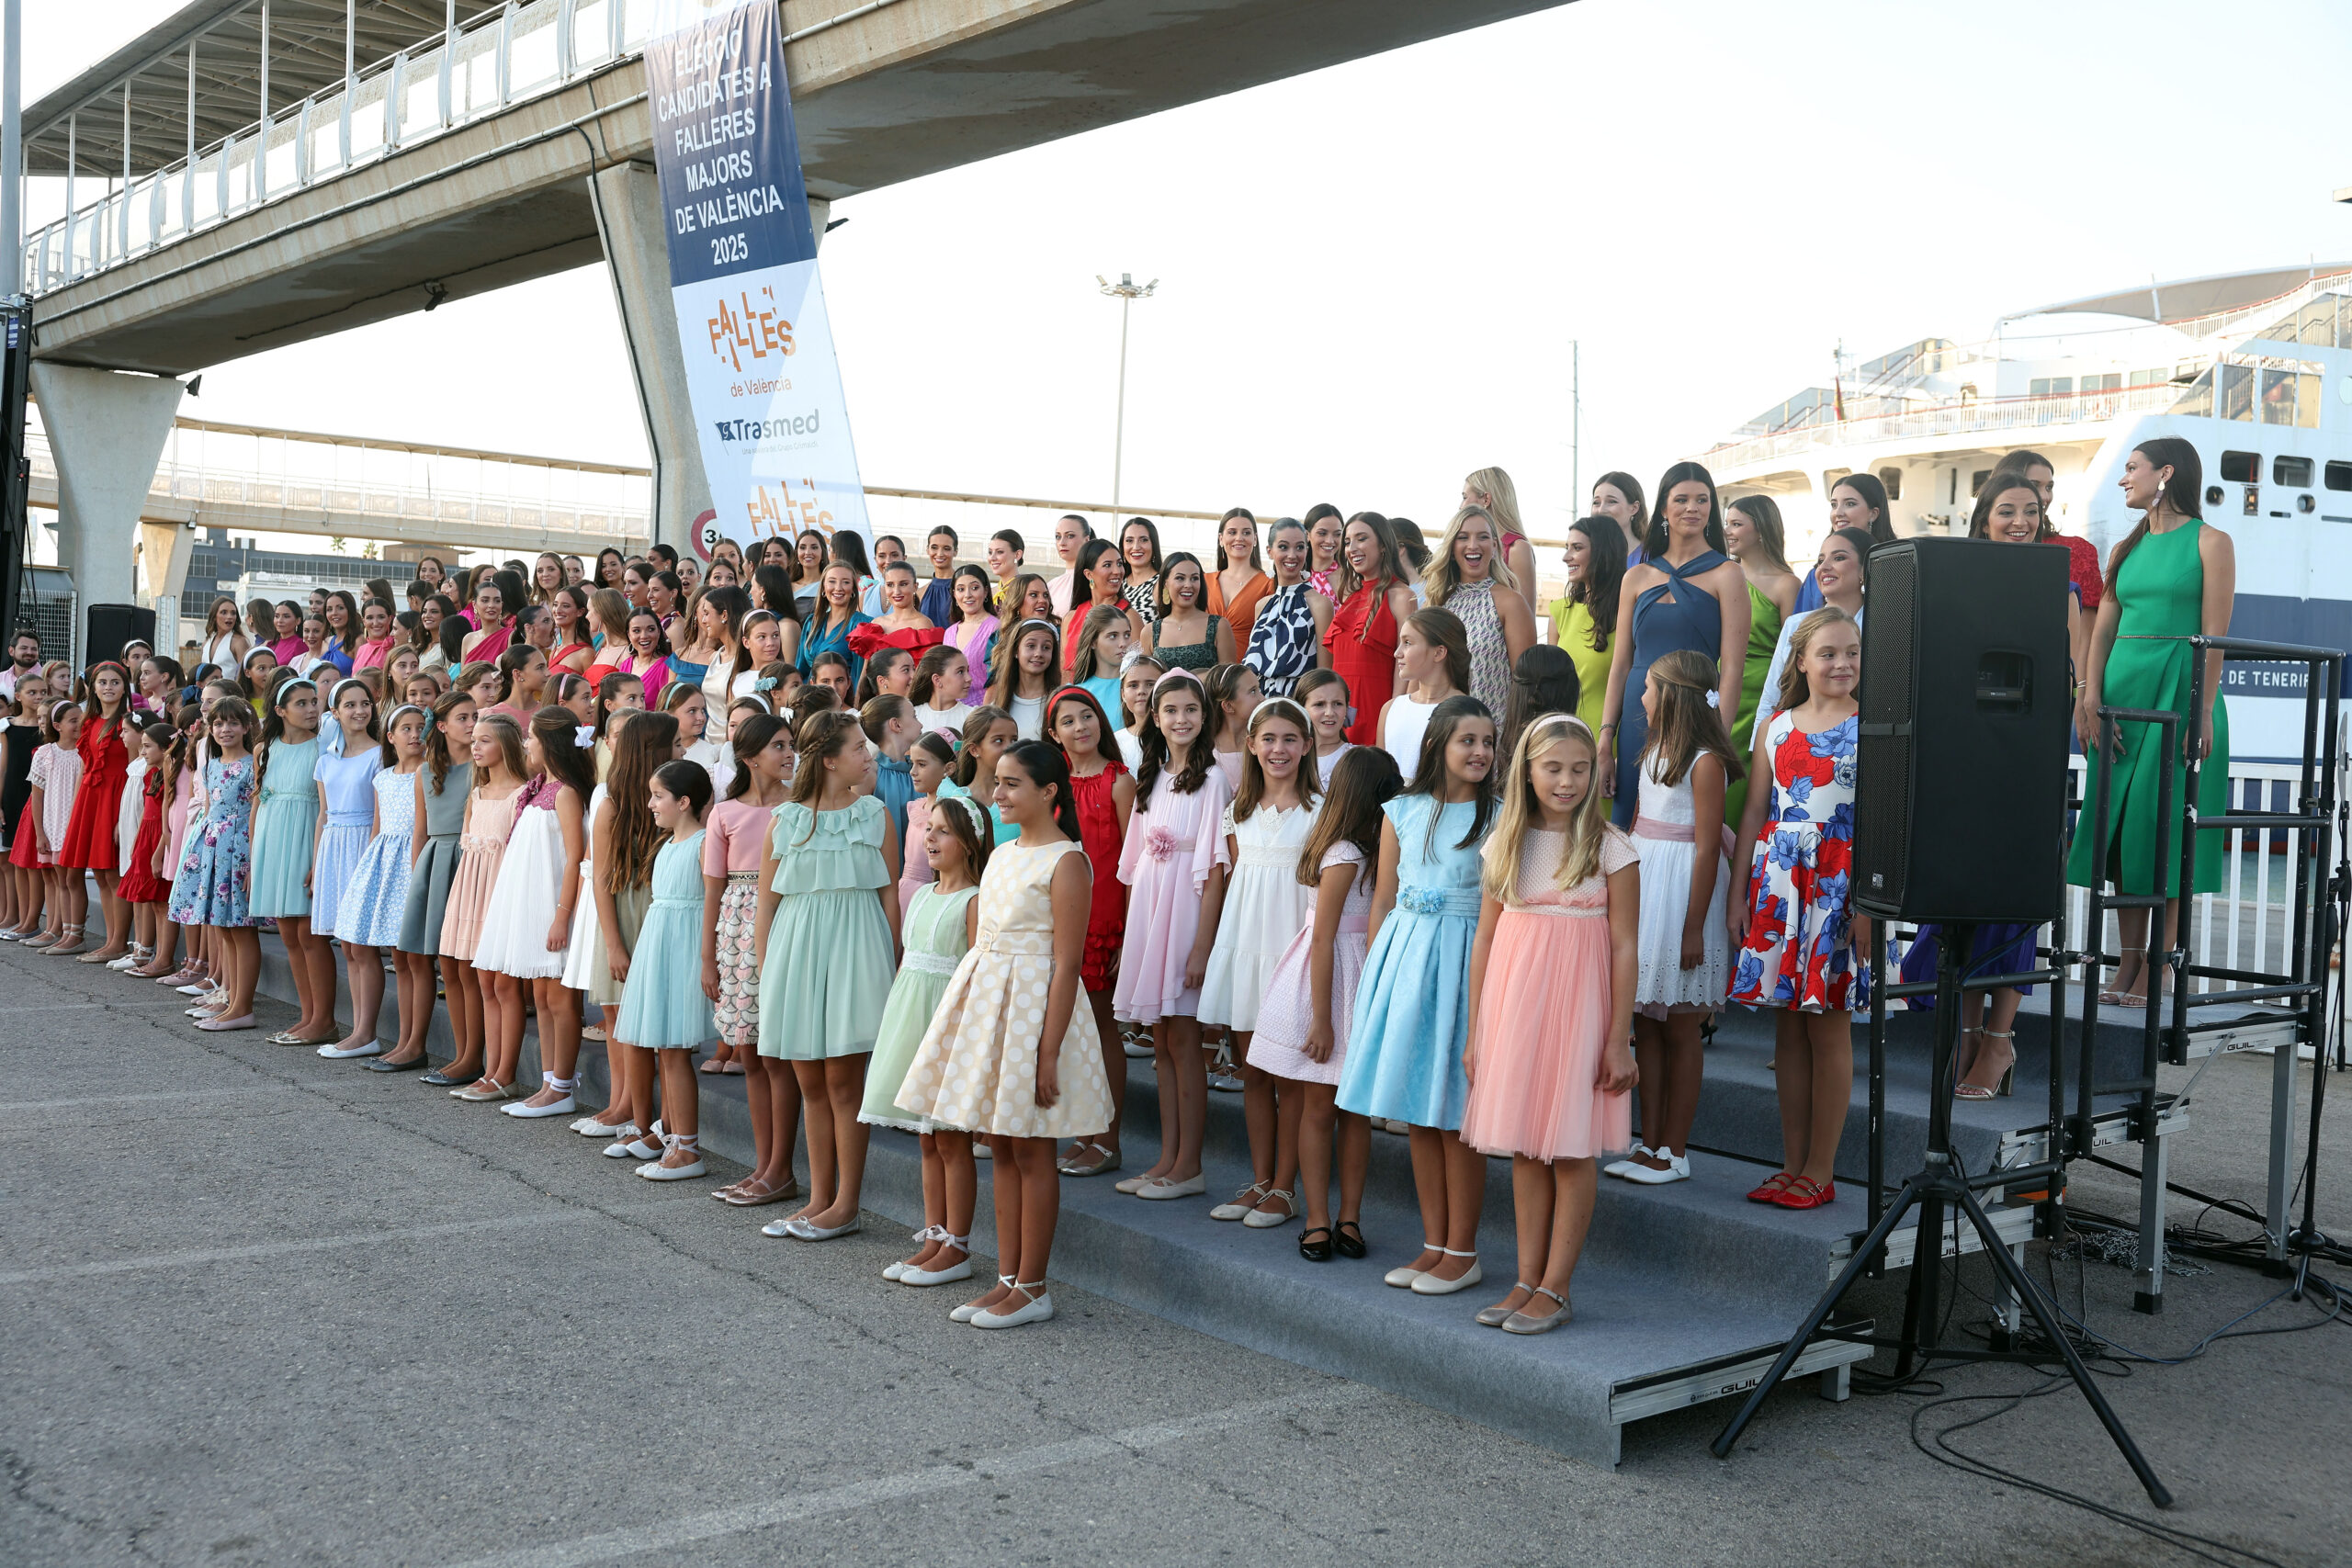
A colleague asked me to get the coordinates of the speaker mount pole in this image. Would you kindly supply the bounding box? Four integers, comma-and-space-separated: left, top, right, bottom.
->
1712, 924, 2173, 1507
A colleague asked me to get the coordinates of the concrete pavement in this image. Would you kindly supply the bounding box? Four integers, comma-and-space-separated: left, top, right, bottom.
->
2, 941, 2346, 1567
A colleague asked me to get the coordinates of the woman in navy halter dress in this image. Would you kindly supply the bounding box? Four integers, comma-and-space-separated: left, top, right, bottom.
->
1600, 465, 1751, 829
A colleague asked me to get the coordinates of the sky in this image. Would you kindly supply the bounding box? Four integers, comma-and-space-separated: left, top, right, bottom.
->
18, 0, 2352, 547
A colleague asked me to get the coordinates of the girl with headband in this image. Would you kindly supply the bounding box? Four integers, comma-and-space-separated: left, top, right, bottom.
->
1198, 695, 1322, 1229
249, 676, 336, 1044
325, 702, 431, 1060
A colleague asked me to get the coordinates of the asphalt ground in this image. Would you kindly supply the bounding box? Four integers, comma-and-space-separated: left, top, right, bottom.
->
3, 942, 2348, 1568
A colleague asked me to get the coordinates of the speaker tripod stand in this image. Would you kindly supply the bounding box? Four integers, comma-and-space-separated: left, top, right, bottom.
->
1709, 923, 2172, 1507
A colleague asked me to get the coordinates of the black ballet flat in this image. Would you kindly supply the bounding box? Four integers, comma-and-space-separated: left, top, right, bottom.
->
1333, 1220, 1367, 1259
1297, 1226, 1334, 1263
367, 1055, 428, 1074
420, 1067, 480, 1087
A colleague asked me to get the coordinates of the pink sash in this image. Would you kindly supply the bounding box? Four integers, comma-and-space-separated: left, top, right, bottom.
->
1634, 813, 1736, 863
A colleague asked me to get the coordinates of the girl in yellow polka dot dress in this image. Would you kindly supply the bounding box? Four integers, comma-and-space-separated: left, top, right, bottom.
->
894, 739, 1114, 1328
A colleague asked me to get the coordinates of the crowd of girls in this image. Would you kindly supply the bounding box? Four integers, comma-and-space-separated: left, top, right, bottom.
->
11, 446, 2188, 1334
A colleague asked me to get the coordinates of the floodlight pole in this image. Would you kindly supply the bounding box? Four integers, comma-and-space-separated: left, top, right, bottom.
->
1097, 272, 1157, 509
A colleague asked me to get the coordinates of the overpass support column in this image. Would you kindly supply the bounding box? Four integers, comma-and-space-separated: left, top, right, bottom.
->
591, 161, 710, 557
28, 365, 185, 664
591, 161, 828, 558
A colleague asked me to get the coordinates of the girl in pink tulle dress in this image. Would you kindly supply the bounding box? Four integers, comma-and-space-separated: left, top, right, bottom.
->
1459, 715, 1641, 1334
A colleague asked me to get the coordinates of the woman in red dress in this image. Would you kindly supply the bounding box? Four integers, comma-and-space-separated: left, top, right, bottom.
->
1044, 684, 1136, 1177
1319, 513, 1419, 746
58, 660, 134, 960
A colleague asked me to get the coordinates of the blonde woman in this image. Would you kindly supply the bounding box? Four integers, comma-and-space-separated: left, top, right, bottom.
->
1461, 467, 1541, 615
1422, 504, 1535, 720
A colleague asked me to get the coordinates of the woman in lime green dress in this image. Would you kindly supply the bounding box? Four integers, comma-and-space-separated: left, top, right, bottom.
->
1545, 516, 1626, 736
1721, 496, 1798, 829
2068, 439, 2235, 1006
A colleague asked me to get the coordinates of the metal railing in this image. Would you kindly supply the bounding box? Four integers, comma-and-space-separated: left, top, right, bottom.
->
25, 0, 650, 295
1705, 383, 2186, 472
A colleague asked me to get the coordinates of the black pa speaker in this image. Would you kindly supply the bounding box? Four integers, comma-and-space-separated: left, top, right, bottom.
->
1852, 536, 2071, 923
85, 603, 158, 669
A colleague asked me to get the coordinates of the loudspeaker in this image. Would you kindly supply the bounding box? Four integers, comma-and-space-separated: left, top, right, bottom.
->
85, 603, 157, 669
1853, 536, 2071, 923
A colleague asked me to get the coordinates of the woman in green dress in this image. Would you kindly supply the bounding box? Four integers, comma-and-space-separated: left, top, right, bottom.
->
1545, 515, 1625, 737
1721, 494, 1799, 829
2068, 438, 2235, 1007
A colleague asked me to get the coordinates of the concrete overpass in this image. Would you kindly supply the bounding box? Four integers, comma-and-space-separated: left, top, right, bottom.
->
20, 0, 1572, 648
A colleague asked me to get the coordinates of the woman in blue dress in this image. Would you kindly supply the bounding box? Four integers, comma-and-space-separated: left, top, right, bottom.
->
1598, 462, 1750, 827
1337, 695, 1499, 1298
797, 561, 874, 691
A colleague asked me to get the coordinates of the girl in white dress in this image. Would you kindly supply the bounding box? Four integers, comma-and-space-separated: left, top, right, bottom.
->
1378, 609, 1468, 787
893, 740, 1114, 1328
1608, 649, 1741, 1187
1199, 698, 1321, 1229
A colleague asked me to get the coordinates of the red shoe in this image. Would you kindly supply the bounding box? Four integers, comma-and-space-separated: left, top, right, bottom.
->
1747, 1172, 1796, 1203
1771, 1177, 1836, 1210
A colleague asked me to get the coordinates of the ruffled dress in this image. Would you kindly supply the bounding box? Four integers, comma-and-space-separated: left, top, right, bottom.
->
859, 882, 980, 1131
1111, 765, 1234, 1024
247, 737, 321, 919
1323, 582, 1399, 745
9, 745, 72, 869
119, 784, 170, 904
1069, 761, 1130, 990
893, 840, 1114, 1139
308, 747, 384, 936
1197, 798, 1317, 1032
58, 717, 128, 871
334, 767, 420, 948
614, 831, 714, 1048
473, 776, 572, 979
398, 762, 470, 955
1730, 710, 1868, 1013
1632, 752, 1730, 1016
756, 794, 895, 1059
1460, 827, 1638, 1161
1249, 842, 1372, 1086
1442, 578, 1513, 720
1336, 795, 1488, 1130
167, 757, 256, 928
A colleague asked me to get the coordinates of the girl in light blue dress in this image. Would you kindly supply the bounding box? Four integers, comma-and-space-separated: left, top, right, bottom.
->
308, 678, 383, 942
249, 675, 338, 1045
619, 759, 718, 1182
1336, 694, 1501, 1299
170, 696, 262, 1032
325, 703, 429, 1062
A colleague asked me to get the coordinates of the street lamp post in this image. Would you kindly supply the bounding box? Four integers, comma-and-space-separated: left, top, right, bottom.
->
1096, 272, 1157, 509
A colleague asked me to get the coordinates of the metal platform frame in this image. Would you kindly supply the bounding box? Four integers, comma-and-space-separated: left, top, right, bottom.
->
2075, 634, 2342, 1310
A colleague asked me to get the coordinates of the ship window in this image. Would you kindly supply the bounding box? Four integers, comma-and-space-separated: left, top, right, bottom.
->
1877, 468, 1903, 501
2219, 451, 2260, 483
1969, 468, 1992, 498
2220, 363, 2256, 422
2324, 461, 2352, 491
2029, 377, 2073, 398
2274, 456, 2313, 487
2082, 373, 2121, 393
2260, 368, 2300, 425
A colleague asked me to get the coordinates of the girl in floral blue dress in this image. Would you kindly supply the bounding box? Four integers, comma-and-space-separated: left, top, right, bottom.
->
1728, 605, 1869, 1212
169, 697, 262, 1032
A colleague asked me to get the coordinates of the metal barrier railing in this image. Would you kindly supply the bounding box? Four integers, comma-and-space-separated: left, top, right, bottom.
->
26, 0, 648, 294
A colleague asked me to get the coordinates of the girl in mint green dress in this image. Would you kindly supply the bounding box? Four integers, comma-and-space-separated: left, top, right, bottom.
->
248, 682, 322, 919
755, 710, 902, 1240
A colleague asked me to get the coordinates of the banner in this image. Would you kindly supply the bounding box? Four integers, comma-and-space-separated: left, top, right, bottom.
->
645, 0, 870, 555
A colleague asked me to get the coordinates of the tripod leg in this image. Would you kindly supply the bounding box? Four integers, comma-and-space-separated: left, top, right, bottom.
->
1712, 1176, 1927, 1460
1952, 1181, 2175, 1508
1894, 1187, 1947, 1380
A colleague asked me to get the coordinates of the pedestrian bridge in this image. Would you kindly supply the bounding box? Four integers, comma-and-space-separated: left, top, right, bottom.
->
22, 0, 1567, 637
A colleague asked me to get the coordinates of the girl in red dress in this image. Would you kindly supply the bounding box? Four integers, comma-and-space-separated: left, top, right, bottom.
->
59, 660, 134, 961
1045, 684, 1135, 1177
1320, 513, 1419, 746
117, 720, 179, 964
